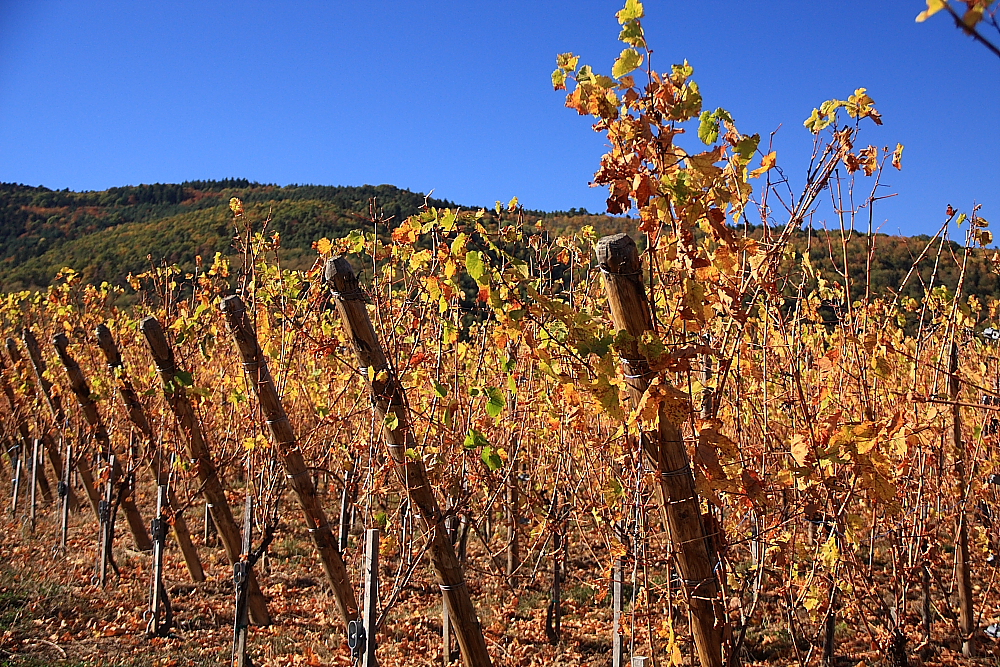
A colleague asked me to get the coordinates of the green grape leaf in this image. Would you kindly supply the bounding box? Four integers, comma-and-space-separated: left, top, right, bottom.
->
433, 381, 449, 399
464, 428, 490, 450
612, 48, 643, 79
383, 412, 399, 431
616, 0, 644, 24
485, 386, 506, 419
735, 134, 760, 160
481, 446, 503, 472
466, 251, 487, 284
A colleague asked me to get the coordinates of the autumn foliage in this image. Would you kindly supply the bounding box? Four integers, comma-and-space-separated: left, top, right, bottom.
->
2, 2, 1000, 667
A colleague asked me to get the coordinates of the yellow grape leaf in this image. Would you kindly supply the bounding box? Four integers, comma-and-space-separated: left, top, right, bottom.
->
892, 143, 904, 170
749, 151, 776, 178
820, 534, 840, 569
963, 6, 984, 27
315, 237, 333, 255
790, 433, 811, 466
916, 0, 947, 22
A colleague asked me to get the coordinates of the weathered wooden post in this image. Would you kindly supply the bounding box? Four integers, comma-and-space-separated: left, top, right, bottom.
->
596, 233, 725, 667
326, 256, 493, 667
52, 333, 152, 552
7, 336, 76, 509
220, 295, 362, 628
950, 341, 975, 657
20, 330, 98, 517
139, 316, 271, 626
94, 324, 205, 582
0, 348, 53, 503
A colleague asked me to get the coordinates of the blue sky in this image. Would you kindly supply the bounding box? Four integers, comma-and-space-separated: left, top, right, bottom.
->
0, 1, 996, 237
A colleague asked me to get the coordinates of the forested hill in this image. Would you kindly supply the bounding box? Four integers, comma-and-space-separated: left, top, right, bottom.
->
0, 181, 458, 290
0, 181, 629, 291
0, 180, 996, 305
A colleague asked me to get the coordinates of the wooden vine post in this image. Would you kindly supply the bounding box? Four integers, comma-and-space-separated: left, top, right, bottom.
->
950, 341, 976, 657
52, 333, 153, 552
220, 295, 361, 628
21, 328, 100, 518
94, 324, 205, 582
596, 233, 726, 667
6, 337, 68, 507
139, 316, 272, 626
325, 256, 494, 667
0, 338, 52, 502
0, 345, 53, 503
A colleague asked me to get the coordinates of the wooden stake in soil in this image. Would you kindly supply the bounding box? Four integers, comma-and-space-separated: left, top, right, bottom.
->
220, 295, 362, 629
94, 324, 205, 582
139, 316, 272, 626
950, 341, 976, 657
20, 329, 98, 518
325, 255, 494, 667
52, 333, 153, 552
0, 347, 53, 504
596, 233, 726, 667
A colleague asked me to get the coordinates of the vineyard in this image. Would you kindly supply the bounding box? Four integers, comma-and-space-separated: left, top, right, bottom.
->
3, 3, 1000, 667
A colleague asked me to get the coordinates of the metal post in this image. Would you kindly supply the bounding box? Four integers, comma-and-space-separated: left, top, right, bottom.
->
362, 528, 379, 667
339, 469, 352, 552
60, 441, 71, 551
612, 534, 625, 667
443, 515, 459, 665
148, 485, 172, 637
98, 454, 116, 588
233, 494, 253, 667
205, 502, 216, 546
29, 437, 39, 533
11, 449, 22, 517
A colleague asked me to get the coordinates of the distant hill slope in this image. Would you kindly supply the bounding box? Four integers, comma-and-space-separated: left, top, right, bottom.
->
0, 181, 995, 306
0, 181, 633, 291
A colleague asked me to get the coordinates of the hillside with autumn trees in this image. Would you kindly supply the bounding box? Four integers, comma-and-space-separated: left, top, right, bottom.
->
1, 181, 996, 311
4, 2, 1000, 667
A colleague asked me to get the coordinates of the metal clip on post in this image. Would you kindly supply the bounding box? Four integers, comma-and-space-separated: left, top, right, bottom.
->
233, 495, 254, 667
147, 485, 174, 637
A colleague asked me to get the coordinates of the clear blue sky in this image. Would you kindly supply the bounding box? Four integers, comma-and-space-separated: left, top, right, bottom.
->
0, 1, 996, 237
